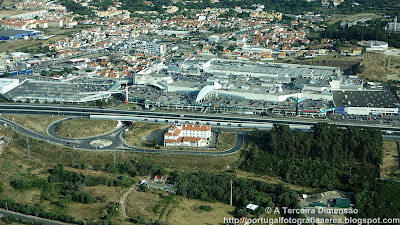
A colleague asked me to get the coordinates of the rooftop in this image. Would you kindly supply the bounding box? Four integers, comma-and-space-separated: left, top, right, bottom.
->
0, 29, 35, 37
333, 91, 399, 108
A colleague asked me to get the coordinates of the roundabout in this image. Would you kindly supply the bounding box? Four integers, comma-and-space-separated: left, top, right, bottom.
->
0, 115, 246, 156
90, 139, 113, 148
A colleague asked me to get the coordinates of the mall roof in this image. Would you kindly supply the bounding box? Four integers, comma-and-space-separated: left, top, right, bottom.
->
196, 82, 222, 103
333, 91, 399, 108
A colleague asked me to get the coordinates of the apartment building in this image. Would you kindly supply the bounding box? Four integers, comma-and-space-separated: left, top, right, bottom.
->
164, 124, 211, 147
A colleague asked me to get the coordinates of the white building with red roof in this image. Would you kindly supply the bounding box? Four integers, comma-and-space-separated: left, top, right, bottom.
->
163, 124, 211, 147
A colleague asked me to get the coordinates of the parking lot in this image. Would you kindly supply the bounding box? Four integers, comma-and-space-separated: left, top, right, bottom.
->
331, 114, 400, 125
5, 79, 114, 102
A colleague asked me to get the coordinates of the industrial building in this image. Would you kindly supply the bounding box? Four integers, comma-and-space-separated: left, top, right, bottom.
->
333, 90, 399, 116
0, 29, 38, 40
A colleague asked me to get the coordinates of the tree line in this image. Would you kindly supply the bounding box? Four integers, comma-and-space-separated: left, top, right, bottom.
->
48, 164, 135, 188
1, 214, 46, 225
0, 199, 82, 224
90, 159, 167, 178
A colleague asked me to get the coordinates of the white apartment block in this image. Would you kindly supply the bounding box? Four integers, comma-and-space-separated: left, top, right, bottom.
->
139, 41, 166, 56
164, 124, 211, 147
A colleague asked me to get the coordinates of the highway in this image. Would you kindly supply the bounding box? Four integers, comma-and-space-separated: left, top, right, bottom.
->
0, 103, 399, 131
0, 103, 399, 156
0, 209, 69, 225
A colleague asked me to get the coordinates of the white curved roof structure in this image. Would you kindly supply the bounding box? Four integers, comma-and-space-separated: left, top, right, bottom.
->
196, 81, 222, 103
196, 85, 214, 103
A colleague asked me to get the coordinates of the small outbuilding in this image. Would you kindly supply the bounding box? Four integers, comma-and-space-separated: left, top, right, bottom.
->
335, 198, 351, 208
246, 203, 259, 211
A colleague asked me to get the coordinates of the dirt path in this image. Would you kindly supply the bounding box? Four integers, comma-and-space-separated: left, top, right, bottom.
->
119, 187, 136, 219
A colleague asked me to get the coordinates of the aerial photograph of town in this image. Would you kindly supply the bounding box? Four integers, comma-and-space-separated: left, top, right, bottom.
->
0, 0, 399, 224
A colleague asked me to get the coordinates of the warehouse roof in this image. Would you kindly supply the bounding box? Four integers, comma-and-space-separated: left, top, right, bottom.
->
333, 91, 399, 108
0, 29, 35, 37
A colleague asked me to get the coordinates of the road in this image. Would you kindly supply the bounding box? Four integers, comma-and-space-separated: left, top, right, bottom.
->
0, 113, 246, 156
0, 103, 399, 131
0, 209, 69, 225
45, 117, 129, 150
0, 103, 399, 156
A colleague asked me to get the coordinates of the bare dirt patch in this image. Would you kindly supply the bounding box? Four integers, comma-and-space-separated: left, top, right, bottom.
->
56, 118, 118, 138
359, 52, 400, 82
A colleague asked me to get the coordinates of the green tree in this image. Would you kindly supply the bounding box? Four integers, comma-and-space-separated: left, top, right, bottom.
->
11, 178, 27, 190
228, 45, 236, 51
216, 45, 224, 52
137, 215, 146, 224
153, 138, 158, 147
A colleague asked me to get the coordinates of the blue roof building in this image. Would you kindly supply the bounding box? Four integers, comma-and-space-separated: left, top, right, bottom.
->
0, 29, 38, 40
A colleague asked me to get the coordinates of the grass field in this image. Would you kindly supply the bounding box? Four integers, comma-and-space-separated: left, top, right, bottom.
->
0, 126, 130, 223
2, 114, 64, 135
254, 213, 284, 225
381, 141, 400, 180
1, 0, 16, 7
291, 54, 362, 70
217, 132, 237, 151
125, 188, 235, 225
168, 197, 234, 225
235, 170, 317, 193
150, 153, 240, 172
56, 118, 118, 138
326, 13, 382, 25
115, 103, 142, 110
0, 120, 297, 224
0, 27, 84, 53
123, 122, 167, 148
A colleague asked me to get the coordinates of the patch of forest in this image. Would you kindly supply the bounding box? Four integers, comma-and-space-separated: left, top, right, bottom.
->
241, 123, 383, 189
240, 122, 400, 220
174, 171, 299, 218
